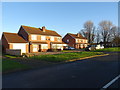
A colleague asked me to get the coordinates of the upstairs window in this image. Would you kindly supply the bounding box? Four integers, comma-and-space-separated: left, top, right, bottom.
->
31, 35, 37, 40
57, 37, 61, 42
51, 37, 54, 41
80, 40, 83, 42
76, 39, 78, 42
67, 39, 69, 43
41, 36, 46, 40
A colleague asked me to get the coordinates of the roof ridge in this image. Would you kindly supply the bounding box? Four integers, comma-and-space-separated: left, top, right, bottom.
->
22, 25, 39, 29
3, 32, 17, 34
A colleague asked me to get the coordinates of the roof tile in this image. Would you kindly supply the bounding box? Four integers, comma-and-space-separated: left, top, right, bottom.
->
3, 32, 27, 43
22, 25, 61, 37
68, 33, 87, 39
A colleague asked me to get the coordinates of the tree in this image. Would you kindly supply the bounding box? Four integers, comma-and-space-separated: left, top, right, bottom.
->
98, 20, 113, 47
111, 26, 120, 46
95, 28, 101, 44
79, 21, 95, 43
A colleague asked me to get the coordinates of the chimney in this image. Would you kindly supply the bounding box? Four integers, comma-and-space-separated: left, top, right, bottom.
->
42, 26, 46, 32
77, 33, 80, 37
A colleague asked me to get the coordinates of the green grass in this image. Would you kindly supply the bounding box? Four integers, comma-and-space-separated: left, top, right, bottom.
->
30, 52, 103, 62
61, 50, 73, 52
94, 47, 120, 52
2, 59, 30, 72
4, 54, 18, 58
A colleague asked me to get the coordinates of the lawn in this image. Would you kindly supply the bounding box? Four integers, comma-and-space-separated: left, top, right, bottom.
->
30, 52, 104, 62
94, 47, 120, 52
2, 58, 30, 73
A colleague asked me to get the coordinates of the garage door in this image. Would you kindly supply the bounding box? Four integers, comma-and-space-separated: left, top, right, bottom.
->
13, 44, 26, 53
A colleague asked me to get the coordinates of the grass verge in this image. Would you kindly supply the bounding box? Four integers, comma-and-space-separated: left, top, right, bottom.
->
93, 47, 120, 52
2, 58, 30, 73
30, 52, 104, 62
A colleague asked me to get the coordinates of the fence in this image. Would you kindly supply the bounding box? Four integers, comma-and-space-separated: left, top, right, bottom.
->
6, 49, 21, 56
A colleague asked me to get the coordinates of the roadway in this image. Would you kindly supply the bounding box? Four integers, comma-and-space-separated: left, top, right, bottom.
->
2, 52, 120, 88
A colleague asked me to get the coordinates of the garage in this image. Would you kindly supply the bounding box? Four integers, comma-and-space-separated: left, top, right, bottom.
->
12, 43, 27, 53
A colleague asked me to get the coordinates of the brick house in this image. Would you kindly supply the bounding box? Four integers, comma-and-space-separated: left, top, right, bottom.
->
2, 25, 65, 55
62, 33, 88, 49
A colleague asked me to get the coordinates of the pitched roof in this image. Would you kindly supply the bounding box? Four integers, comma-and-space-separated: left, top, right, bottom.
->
68, 33, 87, 39
3, 32, 27, 43
21, 25, 61, 37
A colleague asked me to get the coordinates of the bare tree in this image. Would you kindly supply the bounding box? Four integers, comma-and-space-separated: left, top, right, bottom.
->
98, 20, 113, 47
95, 28, 101, 44
79, 21, 95, 43
111, 26, 120, 46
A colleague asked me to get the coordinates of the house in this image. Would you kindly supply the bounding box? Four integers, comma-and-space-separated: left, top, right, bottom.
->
89, 43, 104, 50
2, 32, 28, 55
2, 25, 65, 55
62, 33, 88, 49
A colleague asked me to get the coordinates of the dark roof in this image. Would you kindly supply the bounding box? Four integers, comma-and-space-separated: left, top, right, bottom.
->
68, 33, 87, 39
3, 32, 27, 43
21, 25, 61, 37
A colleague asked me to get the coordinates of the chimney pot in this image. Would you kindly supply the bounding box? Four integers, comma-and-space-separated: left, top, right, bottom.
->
42, 26, 46, 32
77, 33, 80, 37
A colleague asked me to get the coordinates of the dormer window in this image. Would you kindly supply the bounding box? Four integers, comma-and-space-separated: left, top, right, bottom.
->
31, 35, 37, 40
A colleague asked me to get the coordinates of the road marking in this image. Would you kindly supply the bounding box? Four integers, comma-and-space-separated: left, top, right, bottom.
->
66, 54, 109, 62
101, 74, 120, 89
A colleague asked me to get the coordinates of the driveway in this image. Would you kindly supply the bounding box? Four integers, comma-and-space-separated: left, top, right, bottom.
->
2, 53, 120, 88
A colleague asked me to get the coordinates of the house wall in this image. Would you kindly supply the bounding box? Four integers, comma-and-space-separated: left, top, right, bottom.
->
29, 34, 62, 50
18, 26, 29, 41
75, 39, 88, 49
18, 26, 63, 53
62, 34, 75, 48
9, 44, 13, 49
2, 35, 9, 52
62, 34, 88, 49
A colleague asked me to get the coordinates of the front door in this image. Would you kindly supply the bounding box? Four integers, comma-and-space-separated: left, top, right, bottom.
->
38, 45, 41, 52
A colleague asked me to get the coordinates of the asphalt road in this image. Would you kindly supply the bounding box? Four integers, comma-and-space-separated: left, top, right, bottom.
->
2, 53, 120, 88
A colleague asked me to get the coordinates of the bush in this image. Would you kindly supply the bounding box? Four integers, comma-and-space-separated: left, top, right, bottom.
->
51, 49, 58, 52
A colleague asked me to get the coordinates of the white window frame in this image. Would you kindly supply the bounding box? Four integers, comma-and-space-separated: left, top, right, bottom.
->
76, 39, 78, 42
31, 35, 37, 40
41, 44, 48, 49
33, 44, 38, 52
41, 36, 46, 40
67, 39, 69, 43
50, 36, 54, 41
57, 37, 61, 42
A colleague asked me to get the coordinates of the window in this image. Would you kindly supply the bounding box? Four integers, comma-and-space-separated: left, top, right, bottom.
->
67, 39, 69, 43
31, 35, 37, 40
76, 39, 78, 42
57, 37, 61, 42
41, 44, 48, 49
41, 36, 46, 40
33, 45, 38, 52
50, 37, 54, 41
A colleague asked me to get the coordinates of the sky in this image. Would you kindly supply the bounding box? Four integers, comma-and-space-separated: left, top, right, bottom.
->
2, 2, 118, 37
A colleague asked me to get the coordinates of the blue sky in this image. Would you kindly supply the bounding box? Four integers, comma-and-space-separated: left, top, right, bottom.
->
2, 2, 118, 37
